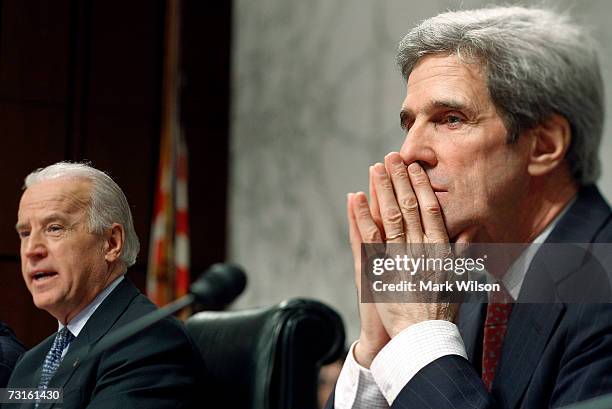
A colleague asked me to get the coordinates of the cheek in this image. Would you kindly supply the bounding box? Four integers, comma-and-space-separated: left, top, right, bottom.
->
54, 241, 93, 273
71, 240, 107, 274
474, 148, 528, 208
447, 146, 511, 209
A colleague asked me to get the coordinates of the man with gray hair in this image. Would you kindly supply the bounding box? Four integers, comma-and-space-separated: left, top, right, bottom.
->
7, 162, 203, 408
329, 6, 612, 409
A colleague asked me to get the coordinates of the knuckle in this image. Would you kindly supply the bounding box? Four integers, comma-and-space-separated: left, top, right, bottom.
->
411, 175, 430, 188
377, 174, 394, 190
356, 205, 372, 219
438, 245, 452, 257
410, 172, 429, 187
362, 229, 381, 243
391, 168, 409, 180
382, 207, 403, 224
399, 196, 419, 213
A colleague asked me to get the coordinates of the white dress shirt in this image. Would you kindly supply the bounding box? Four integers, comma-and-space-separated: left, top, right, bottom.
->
58, 275, 124, 358
334, 200, 574, 408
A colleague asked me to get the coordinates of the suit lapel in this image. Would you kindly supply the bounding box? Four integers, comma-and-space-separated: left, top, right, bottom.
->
457, 302, 486, 365
44, 278, 140, 408
491, 186, 610, 409
493, 303, 564, 408
14, 335, 54, 391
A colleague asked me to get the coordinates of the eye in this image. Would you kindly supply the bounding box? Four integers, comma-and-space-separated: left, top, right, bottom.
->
18, 231, 30, 239
401, 120, 413, 132
47, 224, 63, 233
434, 111, 467, 130
443, 114, 464, 129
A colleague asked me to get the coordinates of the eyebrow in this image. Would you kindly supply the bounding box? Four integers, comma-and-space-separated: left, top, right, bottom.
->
15, 213, 70, 232
400, 98, 473, 129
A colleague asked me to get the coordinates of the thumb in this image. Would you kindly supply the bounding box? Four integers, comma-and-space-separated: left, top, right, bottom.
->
454, 226, 478, 256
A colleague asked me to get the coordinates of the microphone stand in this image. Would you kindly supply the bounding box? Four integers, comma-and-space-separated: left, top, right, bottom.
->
86, 263, 246, 358
91, 293, 195, 355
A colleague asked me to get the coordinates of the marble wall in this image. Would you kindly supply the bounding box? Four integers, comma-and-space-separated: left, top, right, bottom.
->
228, 0, 612, 341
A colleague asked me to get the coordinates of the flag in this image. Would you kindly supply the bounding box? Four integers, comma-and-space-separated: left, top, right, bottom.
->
147, 0, 190, 307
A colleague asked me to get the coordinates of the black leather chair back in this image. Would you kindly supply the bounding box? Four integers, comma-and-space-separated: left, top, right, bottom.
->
186, 298, 345, 409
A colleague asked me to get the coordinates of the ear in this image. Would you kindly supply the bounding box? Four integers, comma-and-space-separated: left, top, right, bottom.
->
104, 223, 125, 264
527, 114, 571, 177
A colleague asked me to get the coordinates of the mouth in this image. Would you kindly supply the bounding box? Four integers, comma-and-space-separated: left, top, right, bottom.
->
30, 271, 59, 282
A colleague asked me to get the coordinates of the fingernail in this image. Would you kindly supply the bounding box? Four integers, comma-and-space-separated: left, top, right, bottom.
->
374, 163, 386, 175
355, 192, 367, 205
408, 163, 421, 174
387, 153, 402, 165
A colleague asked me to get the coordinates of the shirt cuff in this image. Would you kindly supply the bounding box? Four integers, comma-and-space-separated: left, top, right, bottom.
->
370, 320, 467, 405
334, 341, 389, 409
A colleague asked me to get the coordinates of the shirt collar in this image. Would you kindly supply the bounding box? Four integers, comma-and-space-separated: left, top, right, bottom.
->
58, 275, 125, 336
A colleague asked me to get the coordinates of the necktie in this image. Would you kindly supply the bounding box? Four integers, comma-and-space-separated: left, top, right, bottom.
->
481, 288, 513, 391
38, 327, 75, 390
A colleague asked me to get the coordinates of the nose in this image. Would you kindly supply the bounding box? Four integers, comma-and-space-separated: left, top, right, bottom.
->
22, 230, 48, 261
399, 121, 438, 169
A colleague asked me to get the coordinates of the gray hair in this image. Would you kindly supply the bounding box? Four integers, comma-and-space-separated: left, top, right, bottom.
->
24, 162, 140, 268
397, 6, 604, 185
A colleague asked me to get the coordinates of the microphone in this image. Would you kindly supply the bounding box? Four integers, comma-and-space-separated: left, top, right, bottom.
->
92, 263, 247, 354
191, 263, 247, 308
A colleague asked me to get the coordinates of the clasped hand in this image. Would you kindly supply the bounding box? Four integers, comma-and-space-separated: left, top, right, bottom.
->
347, 152, 468, 368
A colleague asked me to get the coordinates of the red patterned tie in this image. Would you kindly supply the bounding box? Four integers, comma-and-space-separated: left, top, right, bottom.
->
481, 288, 513, 391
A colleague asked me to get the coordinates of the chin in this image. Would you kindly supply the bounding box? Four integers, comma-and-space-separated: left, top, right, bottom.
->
32, 294, 56, 312
33, 298, 49, 311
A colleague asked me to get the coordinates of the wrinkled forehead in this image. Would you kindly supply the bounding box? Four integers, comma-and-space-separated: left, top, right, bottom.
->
404, 54, 492, 112
18, 178, 92, 219
407, 54, 487, 90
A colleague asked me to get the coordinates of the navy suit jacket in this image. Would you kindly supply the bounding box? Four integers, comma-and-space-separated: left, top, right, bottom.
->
5, 278, 205, 409
327, 185, 612, 409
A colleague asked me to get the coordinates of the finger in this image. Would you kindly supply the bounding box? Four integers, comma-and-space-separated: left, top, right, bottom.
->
352, 192, 384, 244
407, 162, 449, 242
368, 166, 383, 232
454, 225, 478, 257
352, 192, 385, 300
384, 152, 424, 242
371, 163, 405, 243
347, 193, 366, 299
455, 226, 478, 245
347, 193, 363, 267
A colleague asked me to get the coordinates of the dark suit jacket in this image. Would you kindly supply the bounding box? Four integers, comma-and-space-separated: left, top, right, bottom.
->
0, 322, 25, 388
5, 278, 205, 409
327, 185, 612, 409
